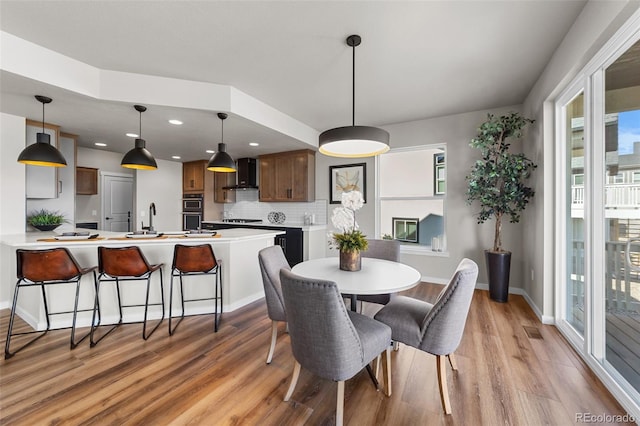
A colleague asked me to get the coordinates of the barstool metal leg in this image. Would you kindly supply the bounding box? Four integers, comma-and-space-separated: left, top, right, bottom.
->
5, 281, 51, 359
142, 269, 164, 340
90, 275, 123, 347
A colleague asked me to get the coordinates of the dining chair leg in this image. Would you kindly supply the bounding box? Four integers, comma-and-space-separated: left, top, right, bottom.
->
284, 361, 301, 401
393, 341, 400, 351
266, 320, 278, 364
374, 354, 381, 379
447, 353, 458, 370
336, 380, 345, 426
384, 346, 392, 396
436, 355, 452, 414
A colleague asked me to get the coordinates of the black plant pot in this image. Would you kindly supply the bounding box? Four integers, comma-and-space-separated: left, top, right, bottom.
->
485, 250, 511, 303
32, 224, 60, 231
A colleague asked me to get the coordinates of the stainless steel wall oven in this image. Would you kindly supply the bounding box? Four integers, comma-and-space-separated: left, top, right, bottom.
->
182, 194, 203, 230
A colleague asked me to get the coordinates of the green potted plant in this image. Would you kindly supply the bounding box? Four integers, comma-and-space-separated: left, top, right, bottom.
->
466, 112, 536, 302
27, 209, 66, 231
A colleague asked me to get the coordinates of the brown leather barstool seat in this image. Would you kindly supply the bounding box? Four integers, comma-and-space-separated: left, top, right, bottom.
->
90, 246, 164, 346
168, 244, 223, 335
5, 248, 98, 359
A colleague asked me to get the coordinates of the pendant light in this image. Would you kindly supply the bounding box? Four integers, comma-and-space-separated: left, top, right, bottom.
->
207, 113, 236, 172
319, 34, 390, 158
17, 95, 67, 167
121, 105, 157, 170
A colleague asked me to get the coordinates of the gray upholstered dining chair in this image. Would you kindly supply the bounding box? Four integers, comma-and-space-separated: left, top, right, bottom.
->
258, 245, 290, 364
357, 239, 401, 307
374, 258, 478, 415
280, 269, 392, 426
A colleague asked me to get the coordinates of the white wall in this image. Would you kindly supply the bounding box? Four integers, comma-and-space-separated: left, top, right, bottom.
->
135, 158, 182, 231
0, 113, 26, 309
0, 113, 26, 235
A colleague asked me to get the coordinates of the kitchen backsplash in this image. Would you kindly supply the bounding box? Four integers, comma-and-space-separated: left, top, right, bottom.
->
223, 191, 327, 225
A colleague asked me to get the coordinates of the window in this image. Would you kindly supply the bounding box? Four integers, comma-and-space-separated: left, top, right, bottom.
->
377, 144, 446, 252
573, 174, 584, 185
434, 153, 446, 195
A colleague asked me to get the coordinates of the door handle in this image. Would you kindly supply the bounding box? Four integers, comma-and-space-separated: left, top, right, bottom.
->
105, 217, 112, 220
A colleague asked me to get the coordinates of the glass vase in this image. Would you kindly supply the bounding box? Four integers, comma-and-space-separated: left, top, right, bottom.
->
339, 249, 361, 271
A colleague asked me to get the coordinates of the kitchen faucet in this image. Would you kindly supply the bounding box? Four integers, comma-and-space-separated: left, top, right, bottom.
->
148, 202, 156, 232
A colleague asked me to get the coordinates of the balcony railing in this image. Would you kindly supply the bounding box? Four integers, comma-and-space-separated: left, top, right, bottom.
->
572, 183, 640, 208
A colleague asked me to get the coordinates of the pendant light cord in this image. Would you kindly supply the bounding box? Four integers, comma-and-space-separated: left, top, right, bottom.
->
42, 101, 45, 134
139, 110, 142, 137
221, 118, 224, 143
352, 41, 356, 127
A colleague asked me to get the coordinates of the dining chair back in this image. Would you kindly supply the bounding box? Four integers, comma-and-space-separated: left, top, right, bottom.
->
258, 245, 290, 364
374, 258, 478, 414
357, 239, 401, 306
280, 269, 392, 426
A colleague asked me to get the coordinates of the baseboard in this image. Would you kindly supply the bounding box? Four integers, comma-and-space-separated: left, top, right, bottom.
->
224, 292, 265, 313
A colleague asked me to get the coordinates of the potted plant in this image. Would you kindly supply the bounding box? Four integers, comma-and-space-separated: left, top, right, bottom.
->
466, 112, 536, 302
329, 190, 368, 271
27, 209, 66, 231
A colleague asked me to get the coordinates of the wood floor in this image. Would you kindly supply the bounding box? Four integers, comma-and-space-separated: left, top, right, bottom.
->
0, 283, 634, 425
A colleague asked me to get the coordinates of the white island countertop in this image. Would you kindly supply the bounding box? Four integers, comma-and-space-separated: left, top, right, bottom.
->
0, 227, 284, 247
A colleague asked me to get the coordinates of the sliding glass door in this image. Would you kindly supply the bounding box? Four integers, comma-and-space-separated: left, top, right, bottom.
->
603, 39, 640, 395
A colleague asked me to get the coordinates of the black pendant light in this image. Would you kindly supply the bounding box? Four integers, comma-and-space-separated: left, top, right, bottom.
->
17, 95, 67, 167
207, 113, 236, 172
319, 35, 390, 158
121, 105, 157, 170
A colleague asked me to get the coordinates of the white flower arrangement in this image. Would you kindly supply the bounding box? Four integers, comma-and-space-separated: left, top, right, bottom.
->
328, 190, 368, 252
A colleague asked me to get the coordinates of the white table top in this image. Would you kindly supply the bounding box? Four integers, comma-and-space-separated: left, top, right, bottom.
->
291, 257, 421, 295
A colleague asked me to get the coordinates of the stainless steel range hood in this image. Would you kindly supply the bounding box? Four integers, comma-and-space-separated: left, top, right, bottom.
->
223, 158, 258, 190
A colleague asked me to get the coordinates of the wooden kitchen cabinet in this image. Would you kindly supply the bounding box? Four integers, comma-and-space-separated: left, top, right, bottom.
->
183, 160, 206, 193
214, 171, 236, 203
259, 149, 315, 202
76, 166, 98, 195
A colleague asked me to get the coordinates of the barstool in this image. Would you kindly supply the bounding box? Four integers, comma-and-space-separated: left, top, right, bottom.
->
168, 244, 223, 335
5, 248, 98, 359
90, 246, 164, 346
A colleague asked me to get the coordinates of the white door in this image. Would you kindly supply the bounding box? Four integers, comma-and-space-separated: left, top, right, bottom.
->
102, 174, 134, 232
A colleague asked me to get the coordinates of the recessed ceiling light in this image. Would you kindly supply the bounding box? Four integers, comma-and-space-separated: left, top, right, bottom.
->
169, 119, 183, 125
126, 133, 139, 138
249, 142, 259, 147
206, 149, 215, 154
94, 142, 107, 147
172, 155, 181, 159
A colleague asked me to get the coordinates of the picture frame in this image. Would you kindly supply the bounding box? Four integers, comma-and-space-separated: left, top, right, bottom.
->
329, 163, 366, 204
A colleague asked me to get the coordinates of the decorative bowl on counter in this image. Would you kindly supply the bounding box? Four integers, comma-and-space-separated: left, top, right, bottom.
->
267, 211, 286, 224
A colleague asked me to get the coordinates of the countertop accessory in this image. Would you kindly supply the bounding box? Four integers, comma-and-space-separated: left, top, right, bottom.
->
318, 35, 390, 158
125, 232, 162, 239
18, 95, 67, 167
121, 105, 157, 170
268, 212, 286, 224
207, 113, 236, 172
185, 231, 217, 238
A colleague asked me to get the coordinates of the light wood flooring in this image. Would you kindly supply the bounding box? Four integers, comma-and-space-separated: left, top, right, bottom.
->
0, 283, 635, 425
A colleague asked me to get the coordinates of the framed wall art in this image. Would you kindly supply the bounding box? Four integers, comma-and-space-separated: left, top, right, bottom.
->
329, 163, 366, 204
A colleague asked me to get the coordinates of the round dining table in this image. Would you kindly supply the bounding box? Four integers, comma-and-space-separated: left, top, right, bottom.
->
291, 256, 421, 311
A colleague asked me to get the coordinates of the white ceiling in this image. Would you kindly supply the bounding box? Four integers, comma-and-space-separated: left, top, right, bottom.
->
0, 1, 587, 163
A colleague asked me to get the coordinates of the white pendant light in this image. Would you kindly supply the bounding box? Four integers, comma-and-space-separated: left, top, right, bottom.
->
319, 35, 390, 158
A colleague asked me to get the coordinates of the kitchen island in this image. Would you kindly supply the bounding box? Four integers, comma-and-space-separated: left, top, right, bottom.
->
0, 228, 284, 331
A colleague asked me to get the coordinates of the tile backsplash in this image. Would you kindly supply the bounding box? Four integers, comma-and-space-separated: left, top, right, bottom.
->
224, 191, 327, 225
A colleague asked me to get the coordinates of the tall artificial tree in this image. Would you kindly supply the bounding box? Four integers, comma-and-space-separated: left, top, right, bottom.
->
466, 112, 537, 252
